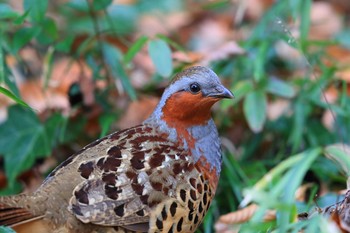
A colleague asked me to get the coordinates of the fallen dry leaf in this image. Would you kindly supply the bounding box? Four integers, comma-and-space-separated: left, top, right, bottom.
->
4, 55, 94, 116
266, 99, 290, 121
295, 183, 316, 202
309, 1, 342, 40
130, 50, 155, 87
0, 171, 7, 190
117, 96, 159, 129
191, 18, 232, 53
173, 51, 204, 64
200, 41, 245, 66
321, 85, 339, 130
113, 0, 136, 4
50, 58, 94, 107
328, 0, 350, 14
215, 204, 276, 233
275, 40, 303, 65
239, 0, 274, 22
173, 41, 245, 66
215, 184, 323, 233
217, 204, 276, 224
325, 45, 350, 82
138, 12, 190, 37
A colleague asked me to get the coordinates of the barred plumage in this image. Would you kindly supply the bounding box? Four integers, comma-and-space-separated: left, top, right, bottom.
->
0, 66, 233, 233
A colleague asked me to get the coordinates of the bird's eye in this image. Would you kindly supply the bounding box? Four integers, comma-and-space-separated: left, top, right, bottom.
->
189, 83, 201, 94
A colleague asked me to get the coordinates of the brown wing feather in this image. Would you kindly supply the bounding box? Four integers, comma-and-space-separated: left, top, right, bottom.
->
121, 223, 149, 232
0, 200, 44, 228
68, 124, 214, 233
69, 125, 178, 228
0, 194, 43, 227
0, 206, 34, 226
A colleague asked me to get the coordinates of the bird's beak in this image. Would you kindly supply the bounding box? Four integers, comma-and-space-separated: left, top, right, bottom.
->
206, 85, 234, 99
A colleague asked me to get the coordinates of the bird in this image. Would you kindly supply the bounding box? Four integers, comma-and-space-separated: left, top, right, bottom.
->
0, 66, 233, 233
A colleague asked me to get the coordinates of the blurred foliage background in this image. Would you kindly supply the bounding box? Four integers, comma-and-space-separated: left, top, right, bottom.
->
1, 0, 350, 232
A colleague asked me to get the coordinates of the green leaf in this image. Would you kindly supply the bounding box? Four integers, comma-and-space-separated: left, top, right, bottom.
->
0, 4, 19, 19
221, 80, 253, 110
241, 151, 304, 207
0, 226, 16, 233
0, 40, 4, 84
0, 181, 22, 195
124, 36, 148, 64
0, 34, 20, 96
289, 99, 309, 152
266, 77, 295, 98
137, 0, 183, 12
272, 148, 320, 227
148, 39, 173, 77
324, 144, 350, 177
61, 116, 86, 144
66, 0, 89, 12
12, 27, 41, 53
14, 9, 30, 25
203, 0, 231, 10
55, 36, 74, 53
336, 30, 350, 49
299, 0, 311, 43
248, 0, 285, 40
102, 43, 137, 100
36, 17, 58, 44
241, 148, 320, 210
106, 5, 138, 35
0, 105, 50, 186
92, 0, 112, 10
99, 113, 117, 137
3, 70, 20, 97
202, 204, 214, 233
232, 80, 254, 104
23, 0, 48, 22
114, 61, 137, 100
0, 86, 31, 109
44, 113, 67, 147
156, 34, 186, 52
243, 90, 267, 133
43, 46, 55, 89
253, 40, 268, 82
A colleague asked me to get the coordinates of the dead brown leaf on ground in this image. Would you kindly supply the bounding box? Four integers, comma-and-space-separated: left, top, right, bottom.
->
117, 96, 159, 129
215, 204, 276, 233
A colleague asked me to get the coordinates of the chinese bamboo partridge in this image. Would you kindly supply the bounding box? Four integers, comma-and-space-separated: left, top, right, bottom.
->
0, 66, 233, 233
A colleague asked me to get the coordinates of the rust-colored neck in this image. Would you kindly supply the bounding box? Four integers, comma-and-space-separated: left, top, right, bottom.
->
161, 92, 217, 126
161, 92, 218, 148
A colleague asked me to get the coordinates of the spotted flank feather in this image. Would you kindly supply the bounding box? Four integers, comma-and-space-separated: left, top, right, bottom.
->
68, 125, 215, 232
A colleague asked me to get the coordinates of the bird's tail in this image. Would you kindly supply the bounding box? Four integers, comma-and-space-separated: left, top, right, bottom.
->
0, 194, 41, 227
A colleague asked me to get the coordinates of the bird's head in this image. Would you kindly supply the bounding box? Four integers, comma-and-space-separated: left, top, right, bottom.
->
144, 66, 232, 175
155, 66, 233, 127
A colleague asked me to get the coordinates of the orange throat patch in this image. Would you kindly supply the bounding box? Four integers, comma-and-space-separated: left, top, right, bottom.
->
161, 92, 218, 148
